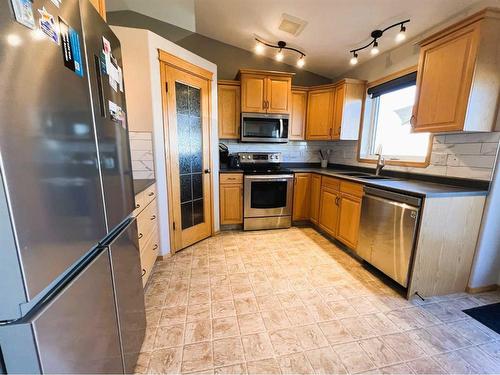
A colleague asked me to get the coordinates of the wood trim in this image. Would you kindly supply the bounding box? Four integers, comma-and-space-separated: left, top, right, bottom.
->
418, 8, 500, 46
466, 284, 499, 294
237, 68, 295, 77
218, 80, 240, 86
291, 85, 309, 92
308, 78, 366, 91
356, 65, 433, 168
158, 49, 213, 81
367, 65, 418, 89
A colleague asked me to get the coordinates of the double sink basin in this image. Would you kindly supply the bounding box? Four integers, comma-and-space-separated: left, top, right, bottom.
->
334, 171, 393, 180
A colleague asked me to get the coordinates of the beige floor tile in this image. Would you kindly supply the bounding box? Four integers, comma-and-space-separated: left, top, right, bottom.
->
307, 302, 336, 322
305, 347, 347, 374
378, 363, 413, 374
256, 295, 282, 311
358, 337, 402, 368
333, 342, 376, 374
454, 346, 500, 374
261, 310, 291, 331
212, 300, 236, 318
181, 342, 213, 373
237, 313, 266, 335
341, 316, 377, 340
425, 324, 472, 351
294, 324, 329, 350
213, 337, 245, 367
385, 309, 419, 331
185, 320, 211, 344
212, 316, 240, 339
246, 359, 281, 375
479, 341, 500, 361
189, 289, 210, 305
134, 351, 151, 374
241, 332, 275, 361
187, 304, 211, 322
433, 350, 480, 374
381, 332, 427, 361
448, 319, 495, 344
285, 305, 316, 326
407, 357, 446, 374
154, 324, 185, 349
148, 347, 182, 374
327, 299, 359, 319
276, 291, 304, 309
214, 363, 247, 375
231, 285, 255, 300
234, 297, 259, 315
141, 327, 158, 352
318, 320, 353, 345
268, 328, 303, 356
422, 302, 465, 323
277, 352, 314, 374
363, 313, 400, 335
160, 306, 187, 326
348, 297, 380, 315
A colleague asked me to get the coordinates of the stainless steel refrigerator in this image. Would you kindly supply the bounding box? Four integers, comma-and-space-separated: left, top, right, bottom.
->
0, 0, 145, 373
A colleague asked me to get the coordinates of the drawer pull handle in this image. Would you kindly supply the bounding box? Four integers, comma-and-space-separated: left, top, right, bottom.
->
153, 244, 158, 250
135, 203, 140, 208
150, 215, 156, 221
141, 268, 146, 277
148, 192, 155, 197
138, 233, 143, 239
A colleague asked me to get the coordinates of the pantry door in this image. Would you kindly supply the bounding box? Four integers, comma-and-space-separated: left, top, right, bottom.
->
160, 53, 213, 252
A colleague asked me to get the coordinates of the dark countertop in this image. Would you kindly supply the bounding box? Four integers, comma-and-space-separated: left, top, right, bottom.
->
219, 164, 488, 198
289, 168, 488, 198
133, 179, 156, 195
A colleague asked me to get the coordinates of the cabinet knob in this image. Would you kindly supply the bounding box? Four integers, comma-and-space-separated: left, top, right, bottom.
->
153, 244, 159, 251
135, 203, 140, 208
138, 232, 143, 239
150, 215, 156, 221
141, 269, 146, 277
148, 192, 155, 197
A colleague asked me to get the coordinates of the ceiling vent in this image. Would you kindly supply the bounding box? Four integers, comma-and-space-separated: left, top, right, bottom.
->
278, 14, 307, 37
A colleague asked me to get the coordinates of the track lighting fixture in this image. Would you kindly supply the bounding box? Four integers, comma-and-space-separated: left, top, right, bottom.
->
348, 19, 409, 65
254, 38, 306, 68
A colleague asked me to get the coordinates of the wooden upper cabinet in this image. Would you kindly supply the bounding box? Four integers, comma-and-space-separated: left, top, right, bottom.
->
306, 88, 334, 140
412, 9, 500, 133
89, 0, 107, 20
239, 70, 294, 114
289, 88, 308, 140
266, 76, 292, 113
218, 81, 240, 139
332, 84, 345, 139
241, 74, 266, 113
292, 173, 311, 221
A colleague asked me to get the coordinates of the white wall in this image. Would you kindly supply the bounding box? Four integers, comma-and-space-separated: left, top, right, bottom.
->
469, 153, 500, 289
113, 26, 219, 256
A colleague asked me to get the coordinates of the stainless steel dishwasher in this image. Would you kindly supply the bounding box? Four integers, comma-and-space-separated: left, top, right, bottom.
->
357, 187, 422, 287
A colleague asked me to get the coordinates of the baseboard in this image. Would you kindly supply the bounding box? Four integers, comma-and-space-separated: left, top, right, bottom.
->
466, 284, 499, 294
220, 224, 243, 231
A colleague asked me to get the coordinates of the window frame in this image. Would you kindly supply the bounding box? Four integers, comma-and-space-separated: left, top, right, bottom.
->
357, 65, 433, 168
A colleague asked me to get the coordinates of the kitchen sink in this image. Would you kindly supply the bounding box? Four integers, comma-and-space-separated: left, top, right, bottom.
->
358, 175, 393, 180
334, 171, 371, 176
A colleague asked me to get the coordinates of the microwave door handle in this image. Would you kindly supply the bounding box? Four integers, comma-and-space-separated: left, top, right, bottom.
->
279, 119, 283, 138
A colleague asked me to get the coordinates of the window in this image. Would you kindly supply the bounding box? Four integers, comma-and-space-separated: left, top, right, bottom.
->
358, 70, 431, 166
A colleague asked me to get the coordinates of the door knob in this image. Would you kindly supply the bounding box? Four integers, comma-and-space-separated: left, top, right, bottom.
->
204, 169, 211, 174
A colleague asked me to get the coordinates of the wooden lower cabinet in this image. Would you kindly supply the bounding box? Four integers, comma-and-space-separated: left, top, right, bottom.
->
292, 173, 311, 221
337, 193, 362, 249
220, 173, 243, 225
310, 174, 321, 224
318, 185, 341, 238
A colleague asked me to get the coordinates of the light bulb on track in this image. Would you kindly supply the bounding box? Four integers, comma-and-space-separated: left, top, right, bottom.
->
395, 24, 406, 43
371, 40, 379, 55
276, 50, 284, 61
255, 41, 264, 54
297, 56, 305, 68
350, 52, 358, 65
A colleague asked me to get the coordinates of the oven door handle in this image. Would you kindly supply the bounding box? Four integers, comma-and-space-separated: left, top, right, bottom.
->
245, 175, 294, 181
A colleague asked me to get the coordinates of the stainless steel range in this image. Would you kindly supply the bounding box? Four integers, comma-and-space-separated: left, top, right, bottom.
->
240, 152, 294, 230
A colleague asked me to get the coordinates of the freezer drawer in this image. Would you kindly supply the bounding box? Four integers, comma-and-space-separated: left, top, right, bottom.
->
0, 249, 123, 374
358, 188, 420, 287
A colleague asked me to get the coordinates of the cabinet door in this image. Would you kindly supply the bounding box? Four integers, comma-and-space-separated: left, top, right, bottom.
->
310, 174, 321, 224
289, 90, 307, 140
332, 84, 345, 140
241, 74, 266, 113
306, 89, 333, 140
266, 76, 291, 114
318, 186, 340, 237
218, 84, 240, 139
337, 193, 362, 249
412, 23, 480, 132
292, 173, 311, 221
89, 0, 107, 20
220, 184, 243, 224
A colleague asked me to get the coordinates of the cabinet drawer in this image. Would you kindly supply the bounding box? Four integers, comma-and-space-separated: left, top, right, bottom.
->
137, 200, 158, 249
340, 180, 364, 198
140, 228, 159, 286
321, 176, 340, 190
143, 184, 157, 206
220, 173, 243, 184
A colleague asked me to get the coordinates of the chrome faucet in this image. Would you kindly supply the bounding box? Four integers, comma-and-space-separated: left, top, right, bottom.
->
375, 153, 385, 176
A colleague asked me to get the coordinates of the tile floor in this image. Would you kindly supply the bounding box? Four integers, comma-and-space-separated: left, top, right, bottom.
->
137, 227, 500, 374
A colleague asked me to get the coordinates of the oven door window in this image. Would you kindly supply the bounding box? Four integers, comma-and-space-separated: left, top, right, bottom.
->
242, 117, 288, 139
250, 180, 287, 208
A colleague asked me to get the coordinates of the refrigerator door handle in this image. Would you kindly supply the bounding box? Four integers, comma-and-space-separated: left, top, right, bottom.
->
93, 54, 106, 117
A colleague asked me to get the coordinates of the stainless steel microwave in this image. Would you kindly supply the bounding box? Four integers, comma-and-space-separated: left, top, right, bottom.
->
240, 113, 289, 143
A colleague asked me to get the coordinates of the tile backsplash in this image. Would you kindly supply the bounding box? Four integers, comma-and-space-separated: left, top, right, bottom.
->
129, 131, 155, 179
222, 132, 499, 181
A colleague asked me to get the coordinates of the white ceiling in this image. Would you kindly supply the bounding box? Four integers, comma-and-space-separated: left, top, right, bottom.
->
193, 0, 489, 78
